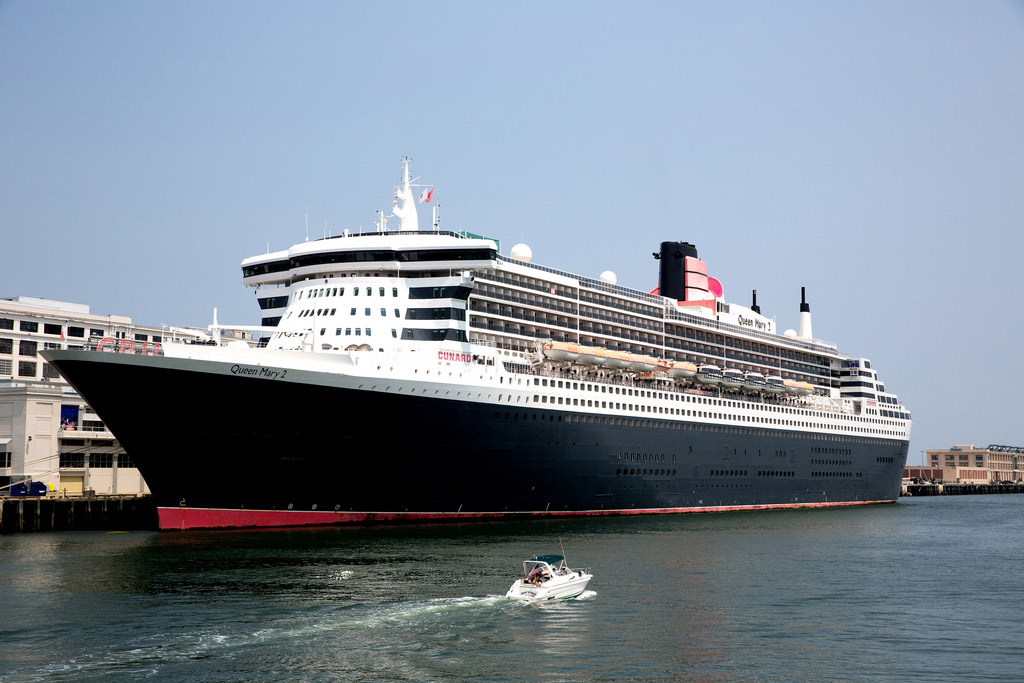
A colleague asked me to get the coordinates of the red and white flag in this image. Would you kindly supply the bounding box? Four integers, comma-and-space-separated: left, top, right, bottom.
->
418, 188, 434, 203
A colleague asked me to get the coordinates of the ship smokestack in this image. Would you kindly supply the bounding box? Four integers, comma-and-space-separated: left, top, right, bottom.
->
799, 286, 813, 339
751, 290, 760, 314
655, 241, 703, 302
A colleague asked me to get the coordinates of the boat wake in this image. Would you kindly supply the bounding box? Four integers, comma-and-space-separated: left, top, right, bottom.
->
22, 595, 519, 679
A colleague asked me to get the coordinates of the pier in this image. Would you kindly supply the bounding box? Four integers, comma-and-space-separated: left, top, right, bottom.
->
903, 483, 1024, 497
0, 495, 158, 533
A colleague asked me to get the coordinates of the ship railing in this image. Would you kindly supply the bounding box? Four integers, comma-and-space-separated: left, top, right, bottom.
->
67, 337, 168, 356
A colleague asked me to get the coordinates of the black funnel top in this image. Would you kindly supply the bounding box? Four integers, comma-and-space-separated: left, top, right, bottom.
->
656, 241, 698, 301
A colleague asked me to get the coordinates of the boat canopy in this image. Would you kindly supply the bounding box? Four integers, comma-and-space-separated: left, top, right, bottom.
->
528, 555, 564, 564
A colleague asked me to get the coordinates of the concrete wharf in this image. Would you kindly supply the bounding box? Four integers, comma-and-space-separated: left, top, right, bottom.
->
903, 483, 1024, 497
0, 495, 157, 533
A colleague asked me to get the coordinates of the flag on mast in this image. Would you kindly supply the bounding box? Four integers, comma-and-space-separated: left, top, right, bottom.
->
418, 188, 434, 203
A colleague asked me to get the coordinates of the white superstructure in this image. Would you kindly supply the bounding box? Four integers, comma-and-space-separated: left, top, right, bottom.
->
232, 161, 911, 446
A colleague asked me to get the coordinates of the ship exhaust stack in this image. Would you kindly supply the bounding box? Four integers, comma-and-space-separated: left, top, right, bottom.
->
656, 241, 705, 302
799, 287, 813, 339
751, 290, 760, 314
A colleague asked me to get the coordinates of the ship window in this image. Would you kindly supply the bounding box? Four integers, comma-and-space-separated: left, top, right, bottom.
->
365, 308, 371, 316
365, 328, 371, 336
395, 309, 400, 317
354, 288, 359, 296
345, 328, 351, 335
366, 287, 371, 296
320, 328, 326, 335
355, 329, 361, 336
391, 329, 397, 338
336, 328, 341, 335
379, 287, 385, 296
381, 308, 386, 317
331, 308, 336, 315
393, 288, 398, 297
351, 308, 356, 315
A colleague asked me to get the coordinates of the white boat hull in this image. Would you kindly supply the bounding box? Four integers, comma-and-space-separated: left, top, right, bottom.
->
505, 572, 592, 602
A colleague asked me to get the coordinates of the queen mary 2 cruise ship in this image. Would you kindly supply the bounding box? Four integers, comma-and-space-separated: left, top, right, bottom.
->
42, 160, 911, 530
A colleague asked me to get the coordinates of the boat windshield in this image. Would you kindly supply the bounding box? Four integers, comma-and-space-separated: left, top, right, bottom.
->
522, 555, 566, 575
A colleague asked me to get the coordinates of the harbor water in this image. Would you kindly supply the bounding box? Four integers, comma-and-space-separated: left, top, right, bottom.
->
2, 495, 1022, 681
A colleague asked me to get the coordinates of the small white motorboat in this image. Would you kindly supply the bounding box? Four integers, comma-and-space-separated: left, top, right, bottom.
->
505, 555, 592, 602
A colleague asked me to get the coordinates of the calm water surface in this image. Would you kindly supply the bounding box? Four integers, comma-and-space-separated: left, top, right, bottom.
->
2, 495, 1022, 681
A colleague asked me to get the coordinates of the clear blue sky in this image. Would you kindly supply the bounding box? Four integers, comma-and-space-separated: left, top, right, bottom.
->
2, 1, 1023, 464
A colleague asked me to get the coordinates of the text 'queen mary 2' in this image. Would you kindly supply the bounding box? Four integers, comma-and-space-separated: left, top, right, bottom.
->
42, 160, 911, 530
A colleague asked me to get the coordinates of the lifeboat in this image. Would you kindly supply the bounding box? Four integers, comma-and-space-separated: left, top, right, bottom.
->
783, 379, 813, 396
764, 375, 786, 394
543, 341, 582, 362
604, 350, 632, 370
578, 346, 610, 366
720, 368, 745, 389
629, 355, 658, 373
695, 363, 722, 385
668, 360, 698, 379
743, 371, 767, 392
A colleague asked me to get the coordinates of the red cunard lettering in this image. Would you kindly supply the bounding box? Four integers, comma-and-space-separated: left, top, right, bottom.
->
437, 350, 471, 363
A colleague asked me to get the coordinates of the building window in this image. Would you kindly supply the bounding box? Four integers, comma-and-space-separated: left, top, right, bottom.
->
0, 445, 10, 468
18, 361, 36, 377
43, 363, 62, 380
19, 340, 37, 356
117, 453, 135, 469
0, 338, 11, 354
67, 326, 85, 338
19, 321, 38, 333
0, 318, 13, 330
89, 453, 113, 468
44, 323, 62, 335
134, 333, 148, 342
90, 328, 104, 337
59, 452, 85, 468
0, 359, 11, 375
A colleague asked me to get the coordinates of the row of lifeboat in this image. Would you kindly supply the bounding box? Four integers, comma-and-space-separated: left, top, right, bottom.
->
541, 342, 813, 396
693, 364, 813, 396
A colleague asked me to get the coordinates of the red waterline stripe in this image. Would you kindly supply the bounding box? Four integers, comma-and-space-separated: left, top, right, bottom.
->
158, 499, 896, 531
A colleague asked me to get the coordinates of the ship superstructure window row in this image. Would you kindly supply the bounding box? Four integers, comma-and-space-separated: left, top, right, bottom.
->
406, 307, 466, 321
243, 247, 496, 278
409, 285, 473, 300
402, 328, 468, 342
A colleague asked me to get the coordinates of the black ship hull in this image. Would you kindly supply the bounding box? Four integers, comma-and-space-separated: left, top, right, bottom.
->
43, 350, 909, 530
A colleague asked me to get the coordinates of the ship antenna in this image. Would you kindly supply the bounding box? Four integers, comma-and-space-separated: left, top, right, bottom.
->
559, 537, 568, 564
305, 208, 309, 242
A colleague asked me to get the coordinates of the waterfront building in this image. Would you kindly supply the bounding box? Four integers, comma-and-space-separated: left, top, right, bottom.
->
917, 444, 1022, 483
1, 296, 171, 495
